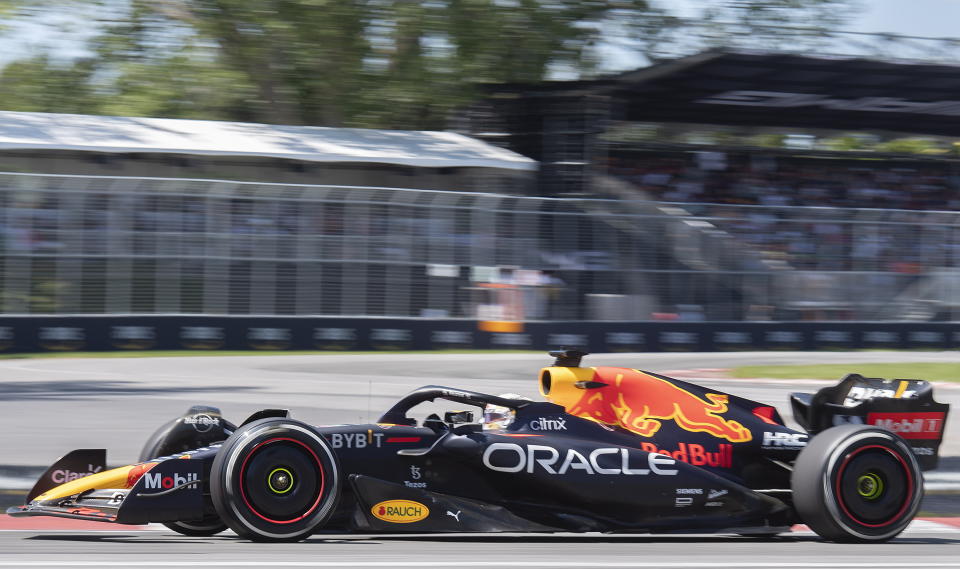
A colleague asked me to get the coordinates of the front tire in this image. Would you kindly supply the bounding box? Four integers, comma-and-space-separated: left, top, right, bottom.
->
210, 418, 340, 542
139, 417, 229, 537
792, 424, 923, 543
162, 518, 230, 537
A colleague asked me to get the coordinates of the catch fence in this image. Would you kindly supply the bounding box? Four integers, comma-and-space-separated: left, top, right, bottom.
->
1, 172, 958, 322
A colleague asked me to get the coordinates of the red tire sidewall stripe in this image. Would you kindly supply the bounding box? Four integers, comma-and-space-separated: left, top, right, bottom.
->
238, 436, 326, 525
834, 443, 914, 529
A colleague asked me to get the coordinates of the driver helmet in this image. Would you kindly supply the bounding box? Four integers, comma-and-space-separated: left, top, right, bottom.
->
483, 393, 532, 430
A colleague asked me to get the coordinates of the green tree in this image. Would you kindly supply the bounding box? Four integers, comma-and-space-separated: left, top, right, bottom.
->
0, 56, 101, 113
0, 0, 858, 129
697, 0, 859, 52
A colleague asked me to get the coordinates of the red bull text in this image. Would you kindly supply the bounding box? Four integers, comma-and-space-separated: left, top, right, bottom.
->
639, 442, 733, 468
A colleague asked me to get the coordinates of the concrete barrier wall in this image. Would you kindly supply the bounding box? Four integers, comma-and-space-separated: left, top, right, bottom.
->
0, 316, 957, 353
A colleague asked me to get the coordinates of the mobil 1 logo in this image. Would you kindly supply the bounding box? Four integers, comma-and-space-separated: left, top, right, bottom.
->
127, 460, 205, 520
133, 460, 203, 493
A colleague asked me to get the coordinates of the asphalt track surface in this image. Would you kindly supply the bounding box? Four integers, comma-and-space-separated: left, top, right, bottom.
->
1, 351, 959, 568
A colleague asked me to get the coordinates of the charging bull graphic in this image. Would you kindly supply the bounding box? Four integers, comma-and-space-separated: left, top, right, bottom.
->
544, 367, 753, 443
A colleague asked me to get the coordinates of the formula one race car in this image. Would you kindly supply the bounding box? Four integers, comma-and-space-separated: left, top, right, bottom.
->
8, 350, 950, 543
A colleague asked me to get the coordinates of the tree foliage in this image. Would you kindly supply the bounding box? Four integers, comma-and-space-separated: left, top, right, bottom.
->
0, 0, 855, 129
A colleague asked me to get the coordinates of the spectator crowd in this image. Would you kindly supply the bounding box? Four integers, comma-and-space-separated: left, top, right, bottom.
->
609, 150, 960, 211
608, 150, 960, 274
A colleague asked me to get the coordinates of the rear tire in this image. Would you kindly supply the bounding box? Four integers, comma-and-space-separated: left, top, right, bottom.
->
210, 418, 340, 542
792, 424, 923, 543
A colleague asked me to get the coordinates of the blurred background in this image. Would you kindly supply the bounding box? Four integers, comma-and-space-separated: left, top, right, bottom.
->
0, 0, 958, 351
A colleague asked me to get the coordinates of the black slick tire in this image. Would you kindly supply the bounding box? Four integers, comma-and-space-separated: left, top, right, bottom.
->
139, 419, 228, 537
160, 518, 230, 537
791, 424, 923, 543
210, 418, 340, 542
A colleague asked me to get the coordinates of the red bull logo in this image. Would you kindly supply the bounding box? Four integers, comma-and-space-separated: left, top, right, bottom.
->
550, 367, 752, 443
125, 462, 157, 488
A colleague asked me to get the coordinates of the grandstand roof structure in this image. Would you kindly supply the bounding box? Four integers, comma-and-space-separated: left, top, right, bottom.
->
488, 49, 960, 137
0, 110, 536, 171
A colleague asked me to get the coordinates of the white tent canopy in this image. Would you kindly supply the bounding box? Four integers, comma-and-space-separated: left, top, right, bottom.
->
0, 111, 536, 171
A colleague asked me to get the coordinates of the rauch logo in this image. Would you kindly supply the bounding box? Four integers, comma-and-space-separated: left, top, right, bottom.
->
371, 500, 429, 523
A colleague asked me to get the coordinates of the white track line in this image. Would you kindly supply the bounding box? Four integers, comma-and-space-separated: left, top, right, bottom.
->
0, 563, 958, 568
1, 520, 957, 535
0, 475, 34, 490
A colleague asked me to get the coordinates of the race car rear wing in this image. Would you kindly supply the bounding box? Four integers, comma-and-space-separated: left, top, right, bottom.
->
790, 374, 950, 470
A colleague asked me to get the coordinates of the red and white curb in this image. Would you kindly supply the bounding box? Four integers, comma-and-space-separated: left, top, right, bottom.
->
0, 516, 165, 531
791, 518, 960, 534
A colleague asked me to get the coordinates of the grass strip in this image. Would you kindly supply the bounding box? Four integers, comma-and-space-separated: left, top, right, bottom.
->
733, 363, 960, 383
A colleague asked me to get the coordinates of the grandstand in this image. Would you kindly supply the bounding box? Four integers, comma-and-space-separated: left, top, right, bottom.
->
466, 49, 960, 325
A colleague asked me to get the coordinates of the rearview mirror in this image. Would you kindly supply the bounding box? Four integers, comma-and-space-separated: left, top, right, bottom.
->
444, 410, 474, 424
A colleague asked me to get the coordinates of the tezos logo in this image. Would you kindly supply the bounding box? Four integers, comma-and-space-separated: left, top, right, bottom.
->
529, 417, 566, 431
51, 464, 103, 484
762, 432, 808, 449
404, 464, 426, 488
183, 414, 219, 433
143, 472, 199, 490
371, 500, 429, 523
